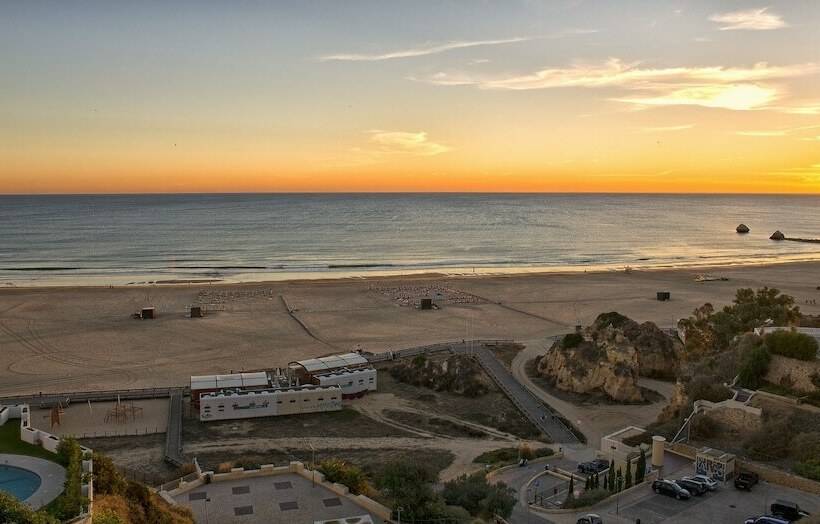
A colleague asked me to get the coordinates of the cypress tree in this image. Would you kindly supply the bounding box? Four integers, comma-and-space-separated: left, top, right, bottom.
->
625, 461, 633, 488
565, 476, 575, 506
636, 449, 646, 483
584, 476, 591, 491
616, 467, 623, 492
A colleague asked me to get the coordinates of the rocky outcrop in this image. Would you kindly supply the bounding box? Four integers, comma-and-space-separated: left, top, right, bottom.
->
592, 312, 681, 379
538, 324, 644, 402
737, 224, 750, 234
770, 230, 785, 240
764, 354, 820, 394
658, 380, 688, 422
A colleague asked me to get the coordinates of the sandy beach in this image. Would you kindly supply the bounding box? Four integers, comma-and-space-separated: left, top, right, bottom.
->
1, 262, 819, 397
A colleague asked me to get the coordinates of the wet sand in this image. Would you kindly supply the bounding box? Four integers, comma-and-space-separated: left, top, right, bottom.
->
1, 262, 819, 397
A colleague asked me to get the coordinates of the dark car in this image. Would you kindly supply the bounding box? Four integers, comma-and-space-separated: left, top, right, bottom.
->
652, 479, 691, 500
771, 500, 810, 521
675, 478, 706, 496
744, 516, 790, 524
735, 470, 760, 491
578, 460, 609, 474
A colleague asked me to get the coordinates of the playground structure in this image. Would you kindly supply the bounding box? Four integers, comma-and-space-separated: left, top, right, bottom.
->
104, 398, 145, 424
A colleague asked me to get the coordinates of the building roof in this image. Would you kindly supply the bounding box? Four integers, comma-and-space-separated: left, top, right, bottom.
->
289, 353, 369, 373
190, 371, 269, 391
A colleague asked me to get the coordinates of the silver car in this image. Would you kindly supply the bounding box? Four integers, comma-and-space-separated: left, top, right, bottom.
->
688, 474, 718, 491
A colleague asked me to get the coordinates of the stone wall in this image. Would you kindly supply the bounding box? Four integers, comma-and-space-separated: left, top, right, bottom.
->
764, 355, 820, 393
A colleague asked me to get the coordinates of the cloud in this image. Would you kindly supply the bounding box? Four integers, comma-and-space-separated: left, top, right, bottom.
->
709, 8, 788, 31
736, 124, 820, 137
367, 130, 450, 156
616, 84, 779, 111
415, 58, 817, 111
638, 124, 695, 132
317, 29, 597, 62
782, 104, 820, 115
318, 37, 529, 62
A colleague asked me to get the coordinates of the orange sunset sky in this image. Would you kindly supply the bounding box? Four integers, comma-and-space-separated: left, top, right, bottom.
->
1, 1, 819, 194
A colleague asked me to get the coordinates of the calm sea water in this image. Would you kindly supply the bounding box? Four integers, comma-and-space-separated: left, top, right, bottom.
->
1, 193, 819, 286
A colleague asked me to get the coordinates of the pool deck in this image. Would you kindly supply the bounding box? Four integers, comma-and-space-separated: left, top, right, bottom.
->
0, 453, 66, 509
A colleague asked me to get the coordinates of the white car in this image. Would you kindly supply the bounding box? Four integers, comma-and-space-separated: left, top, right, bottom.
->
688, 474, 718, 491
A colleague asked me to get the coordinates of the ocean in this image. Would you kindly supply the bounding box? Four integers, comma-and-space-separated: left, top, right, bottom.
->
1, 193, 819, 286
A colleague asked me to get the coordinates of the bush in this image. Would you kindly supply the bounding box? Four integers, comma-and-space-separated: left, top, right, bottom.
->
790, 432, 820, 463
686, 377, 733, 404
317, 459, 369, 495
736, 343, 771, 389
374, 459, 442, 522
92, 508, 124, 524
53, 437, 88, 519
473, 446, 553, 464
0, 492, 59, 524
92, 453, 127, 496
743, 420, 793, 460
764, 330, 818, 361
562, 488, 609, 509
691, 415, 719, 440
561, 333, 584, 349
794, 459, 820, 481
442, 473, 516, 519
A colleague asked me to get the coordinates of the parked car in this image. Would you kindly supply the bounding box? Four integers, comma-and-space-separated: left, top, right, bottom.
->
735, 471, 760, 491
770, 500, 810, 521
578, 460, 609, 474
690, 474, 718, 491
744, 516, 790, 524
576, 514, 603, 524
652, 479, 691, 500
675, 478, 706, 496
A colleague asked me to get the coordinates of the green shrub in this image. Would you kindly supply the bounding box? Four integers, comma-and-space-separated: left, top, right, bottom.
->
0, 492, 59, 524
92, 508, 124, 524
561, 333, 584, 349
92, 453, 127, 496
563, 488, 609, 509
794, 459, 820, 481
736, 343, 771, 389
743, 420, 793, 460
790, 432, 820, 463
52, 437, 88, 519
317, 459, 369, 495
691, 415, 719, 440
764, 330, 818, 361
442, 473, 516, 519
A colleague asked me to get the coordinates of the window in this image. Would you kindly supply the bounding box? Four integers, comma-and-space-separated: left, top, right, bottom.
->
318, 397, 324, 401
330, 397, 337, 400
276, 400, 283, 404
290, 400, 296, 403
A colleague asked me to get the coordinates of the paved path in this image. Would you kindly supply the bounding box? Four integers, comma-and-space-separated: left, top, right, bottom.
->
469, 345, 580, 444
0, 453, 65, 509
164, 390, 184, 467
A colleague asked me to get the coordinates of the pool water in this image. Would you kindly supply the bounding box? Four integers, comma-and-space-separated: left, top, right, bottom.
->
0, 464, 42, 501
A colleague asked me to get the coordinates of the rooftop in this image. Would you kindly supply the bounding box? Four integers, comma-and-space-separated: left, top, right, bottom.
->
289, 353, 369, 374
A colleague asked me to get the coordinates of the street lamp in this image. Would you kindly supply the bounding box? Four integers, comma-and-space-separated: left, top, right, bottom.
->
396, 506, 403, 524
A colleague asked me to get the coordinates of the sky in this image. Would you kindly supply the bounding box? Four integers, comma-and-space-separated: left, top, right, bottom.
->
1, 0, 819, 194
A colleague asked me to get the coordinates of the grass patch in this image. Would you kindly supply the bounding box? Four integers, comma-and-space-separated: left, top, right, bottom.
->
473, 446, 554, 465
0, 421, 60, 462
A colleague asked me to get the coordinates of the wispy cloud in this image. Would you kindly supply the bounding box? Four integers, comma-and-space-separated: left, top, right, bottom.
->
317, 29, 597, 62
736, 124, 820, 137
415, 59, 816, 111
637, 124, 695, 132
367, 130, 450, 156
318, 37, 529, 62
709, 8, 788, 31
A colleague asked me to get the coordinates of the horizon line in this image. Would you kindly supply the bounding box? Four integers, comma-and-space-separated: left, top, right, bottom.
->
2, 190, 820, 197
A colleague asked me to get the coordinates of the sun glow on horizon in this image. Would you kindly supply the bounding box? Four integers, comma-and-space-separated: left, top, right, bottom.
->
1, 2, 819, 194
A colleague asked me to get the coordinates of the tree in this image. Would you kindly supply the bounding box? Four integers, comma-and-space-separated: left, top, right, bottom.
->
376, 459, 442, 522
565, 476, 575, 506
608, 460, 615, 491
764, 330, 819, 361
318, 459, 369, 495
584, 476, 590, 490
625, 461, 633, 489
442, 473, 515, 519
0, 492, 59, 524
616, 467, 623, 492
636, 449, 646, 483
736, 343, 771, 389
92, 453, 127, 496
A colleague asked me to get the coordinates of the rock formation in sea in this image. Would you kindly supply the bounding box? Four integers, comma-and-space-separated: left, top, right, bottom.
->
736, 224, 750, 234
770, 230, 785, 240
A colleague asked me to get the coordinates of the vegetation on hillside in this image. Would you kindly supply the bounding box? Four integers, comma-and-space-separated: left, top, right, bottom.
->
389, 354, 490, 397
317, 458, 370, 495
0, 492, 58, 524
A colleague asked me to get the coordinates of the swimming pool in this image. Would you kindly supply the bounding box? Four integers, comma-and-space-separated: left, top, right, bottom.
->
0, 464, 42, 502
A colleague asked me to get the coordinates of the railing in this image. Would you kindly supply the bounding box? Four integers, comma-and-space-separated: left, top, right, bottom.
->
0, 387, 187, 406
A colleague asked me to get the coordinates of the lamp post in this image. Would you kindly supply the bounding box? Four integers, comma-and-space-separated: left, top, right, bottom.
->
396, 506, 403, 524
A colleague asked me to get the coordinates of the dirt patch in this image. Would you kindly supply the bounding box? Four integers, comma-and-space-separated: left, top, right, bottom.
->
376, 361, 543, 439
182, 407, 412, 442
383, 409, 489, 439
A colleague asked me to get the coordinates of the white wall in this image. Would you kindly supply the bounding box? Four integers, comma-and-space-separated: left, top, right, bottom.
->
315, 368, 377, 396
199, 385, 343, 422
